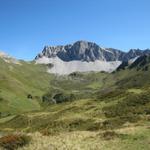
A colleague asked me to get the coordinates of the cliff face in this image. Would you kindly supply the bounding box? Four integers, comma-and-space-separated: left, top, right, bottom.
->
35, 41, 150, 62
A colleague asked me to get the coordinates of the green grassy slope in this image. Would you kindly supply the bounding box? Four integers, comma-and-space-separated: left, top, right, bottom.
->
1, 54, 150, 114
1, 55, 150, 115
0, 58, 54, 115
1, 55, 150, 149
1, 87, 149, 132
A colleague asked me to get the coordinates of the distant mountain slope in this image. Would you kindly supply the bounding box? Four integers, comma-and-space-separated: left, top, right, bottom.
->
35, 41, 150, 74
117, 54, 150, 71
129, 54, 150, 70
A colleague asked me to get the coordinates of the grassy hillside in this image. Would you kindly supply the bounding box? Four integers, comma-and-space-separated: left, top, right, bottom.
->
0, 58, 54, 115
1, 56, 150, 149
1, 88, 150, 150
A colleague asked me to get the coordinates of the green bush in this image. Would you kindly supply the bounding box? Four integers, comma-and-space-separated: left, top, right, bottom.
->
42, 90, 77, 104
0, 97, 4, 102
53, 93, 76, 103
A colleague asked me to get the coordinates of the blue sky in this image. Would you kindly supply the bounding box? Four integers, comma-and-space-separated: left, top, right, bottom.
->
0, 0, 150, 60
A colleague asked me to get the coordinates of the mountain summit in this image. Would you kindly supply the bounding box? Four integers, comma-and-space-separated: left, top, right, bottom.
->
35, 41, 150, 75
35, 41, 123, 62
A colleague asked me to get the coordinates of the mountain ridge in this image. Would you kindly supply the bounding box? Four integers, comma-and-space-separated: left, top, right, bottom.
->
35, 41, 150, 62
35, 41, 150, 74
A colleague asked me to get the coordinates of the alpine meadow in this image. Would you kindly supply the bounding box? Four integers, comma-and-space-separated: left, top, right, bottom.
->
0, 0, 150, 150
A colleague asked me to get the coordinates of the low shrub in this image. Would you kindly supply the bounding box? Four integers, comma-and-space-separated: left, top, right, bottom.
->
100, 116, 140, 130
0, 97, 4, 102
101, 131, 119, 140
40, 129, 51, 136
27, 94, 32, 99
0, 134, 30, 150
40, 129, 58, 136
100, 131, 128, 140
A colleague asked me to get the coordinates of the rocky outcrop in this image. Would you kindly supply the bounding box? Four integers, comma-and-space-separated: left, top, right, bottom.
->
35, 41, 150, 62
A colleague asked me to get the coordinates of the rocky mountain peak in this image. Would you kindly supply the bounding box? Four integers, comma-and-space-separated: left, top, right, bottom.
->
35, 41, 110, 62
35, 41, 150, 62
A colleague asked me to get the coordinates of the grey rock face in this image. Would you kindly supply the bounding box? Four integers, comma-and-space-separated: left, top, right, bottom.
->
35, 41, 150, 62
